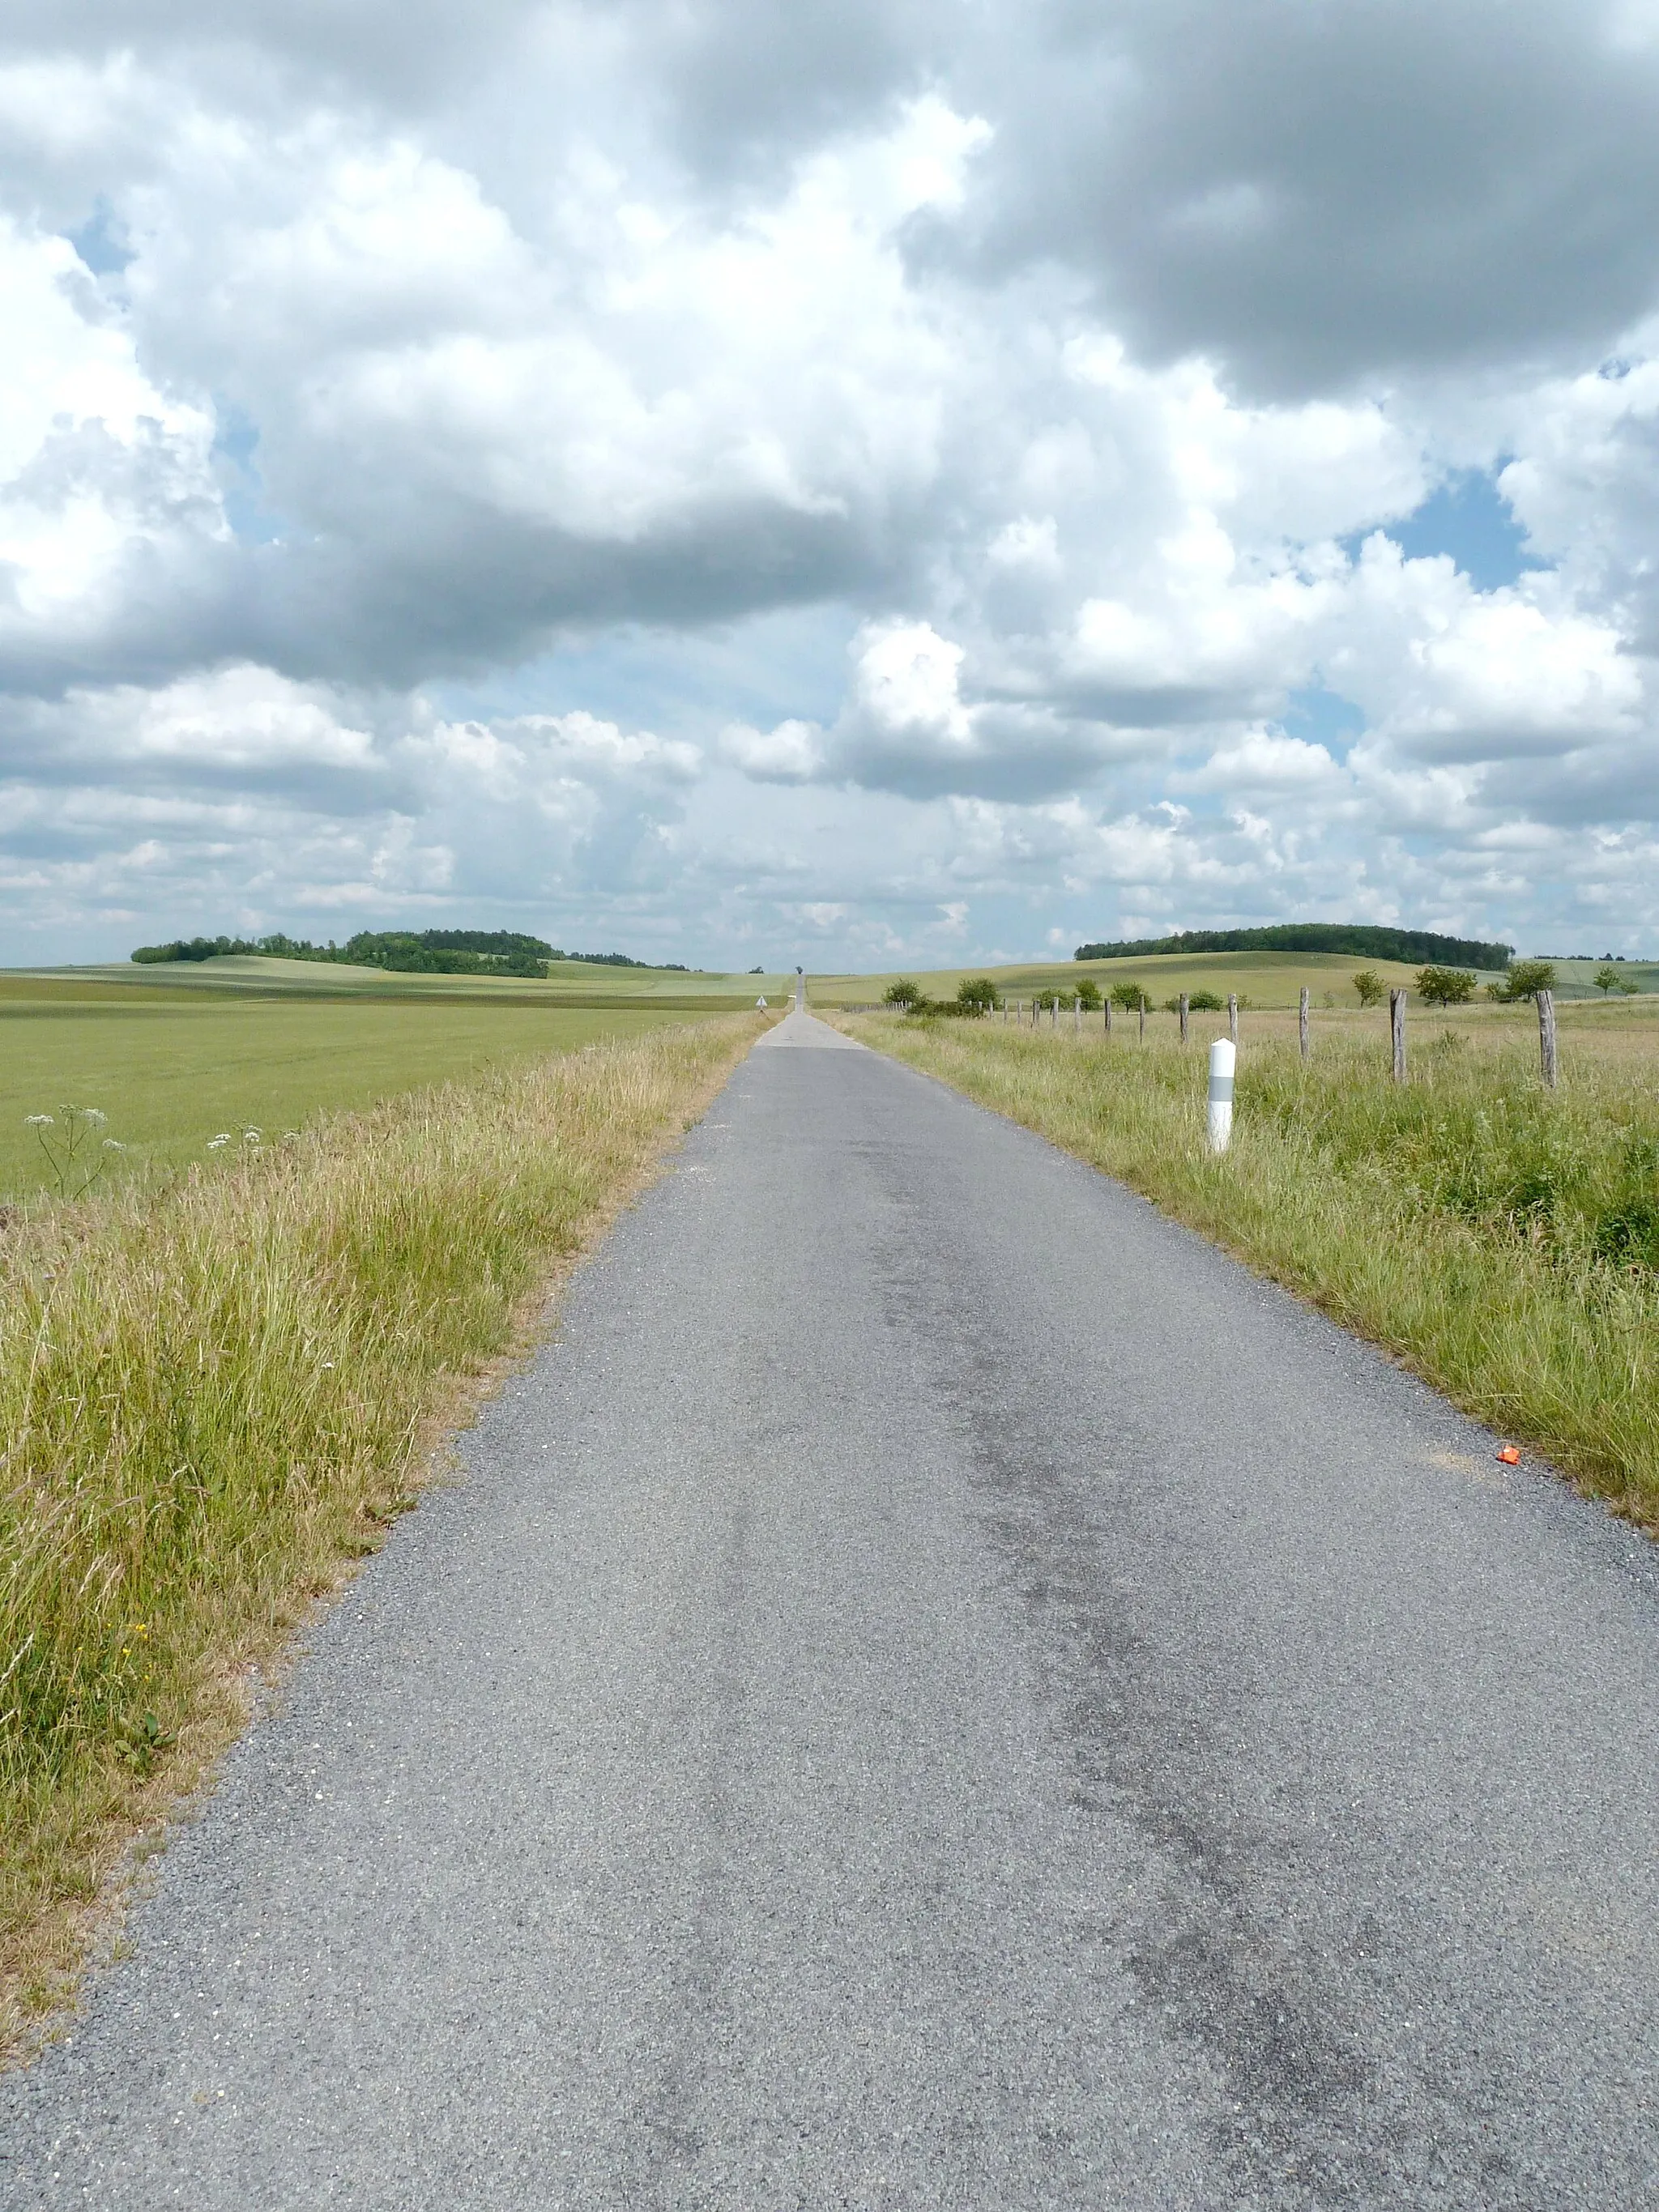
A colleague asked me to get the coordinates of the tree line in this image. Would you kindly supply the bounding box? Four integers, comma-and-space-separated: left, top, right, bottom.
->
130, 929, 687, 976
1073, 923, 1515, 969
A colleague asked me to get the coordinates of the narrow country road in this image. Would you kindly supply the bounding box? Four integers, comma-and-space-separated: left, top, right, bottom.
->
6, 1011, 1658, 2209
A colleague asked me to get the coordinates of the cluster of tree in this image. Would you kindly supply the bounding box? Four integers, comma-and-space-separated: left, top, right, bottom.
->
130, 928, 688, 977
1351, 959, 1565, 1008
1074, 923, 1514, 970
1594, 964, 1641, 996
881, 976, 1000, 1016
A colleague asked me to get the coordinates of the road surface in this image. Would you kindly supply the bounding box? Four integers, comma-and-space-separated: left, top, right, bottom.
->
5, 1009, 1657, 2208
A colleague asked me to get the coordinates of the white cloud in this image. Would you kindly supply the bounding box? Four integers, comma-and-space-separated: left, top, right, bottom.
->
0, 2, 1657, 965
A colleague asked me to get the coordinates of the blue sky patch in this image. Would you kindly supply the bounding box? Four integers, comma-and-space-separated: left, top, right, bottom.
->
65, 198, 134, 277
1350, 468, 1544, 592
1284, 686, 1366, 760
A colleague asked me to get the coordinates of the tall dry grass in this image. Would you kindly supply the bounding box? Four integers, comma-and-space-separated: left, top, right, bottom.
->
1, 1016, 757, 2046
843, 1013, 1659, 1527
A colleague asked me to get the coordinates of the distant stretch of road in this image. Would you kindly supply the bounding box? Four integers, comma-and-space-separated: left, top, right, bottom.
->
5, 1009, 1657, 2207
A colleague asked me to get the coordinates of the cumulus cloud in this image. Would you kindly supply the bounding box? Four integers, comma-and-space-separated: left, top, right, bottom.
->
0, 0, 1657, 963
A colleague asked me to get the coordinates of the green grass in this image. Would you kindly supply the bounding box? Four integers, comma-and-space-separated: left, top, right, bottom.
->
0, 986, 751, 1198
840, 1005, 1659, 1530
1, 1014, 762, 2049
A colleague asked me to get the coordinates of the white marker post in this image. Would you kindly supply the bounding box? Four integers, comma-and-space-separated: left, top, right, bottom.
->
1207, 1038, 1235, 1153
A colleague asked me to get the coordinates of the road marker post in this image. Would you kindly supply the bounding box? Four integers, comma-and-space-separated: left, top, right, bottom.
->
1208, 1038, 1235, 1153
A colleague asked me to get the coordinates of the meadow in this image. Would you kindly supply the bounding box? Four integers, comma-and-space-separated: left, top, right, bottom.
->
809, 948, 1659, 1009
838, 993, 1659, 1531
0, 1009, 765, 2052
1, 961, 789, 1198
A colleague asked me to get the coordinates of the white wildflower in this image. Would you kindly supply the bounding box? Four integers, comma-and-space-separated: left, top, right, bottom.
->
207, 1133, 232, 1149
23, 1114, 53, 1127
101, 1138, 126, 1151
83, 1109, 107, 1125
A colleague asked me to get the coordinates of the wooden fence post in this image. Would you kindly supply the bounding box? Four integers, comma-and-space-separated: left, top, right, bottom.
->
1138, 1000, 1145, 1042
1227, 993, 1239, 1044
1073, 996, 1081, 1036
1390, 988, 1406, 1082
1051, 997, 1059, 1030
1179, 992, 1189, 1043
1299, 987, 1310, 1063
1104, 997, 1113, 1038
1538, 989, 1558, 1089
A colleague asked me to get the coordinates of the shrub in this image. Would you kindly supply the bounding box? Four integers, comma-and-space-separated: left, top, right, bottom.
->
1187, 989, 1225, 1012
1074, 979, 1102, 1011
1110, 981, 1152, 1012
1352, 970, 1384, 1007
955, 977, 998, 1016
882, 978, 924, 1010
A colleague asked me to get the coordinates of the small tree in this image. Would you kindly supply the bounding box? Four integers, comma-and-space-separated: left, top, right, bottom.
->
1500, 959, 1558, 1003
1110, 981, 1151, 1012
1593, 964, 1620, 995
1187, 988, 1224, 1011
1352, 970, 1384, 1007
1415, 965, 1477, 1006
1074, 978, 1102, 1011
883, 978, 923, 1010
955, 976, 997, 1016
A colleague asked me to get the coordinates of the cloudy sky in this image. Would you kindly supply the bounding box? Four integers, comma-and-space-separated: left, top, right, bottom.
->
3, 1, 1658, 969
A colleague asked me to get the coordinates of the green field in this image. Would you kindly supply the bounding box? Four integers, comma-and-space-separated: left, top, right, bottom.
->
807, 950, 1450, 1009
806, 950, 1659, 1008
13, 953, 788, 1006
0, 959, 792, 1199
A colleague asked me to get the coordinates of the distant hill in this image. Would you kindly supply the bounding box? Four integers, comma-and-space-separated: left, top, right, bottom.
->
1073, 924, 1514, 970
130, 929, 688, 976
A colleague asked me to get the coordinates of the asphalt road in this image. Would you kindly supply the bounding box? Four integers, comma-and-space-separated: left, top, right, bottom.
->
5, 1010, 1658, 2209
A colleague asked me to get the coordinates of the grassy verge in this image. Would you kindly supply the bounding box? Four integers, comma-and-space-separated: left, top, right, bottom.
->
838, 1012, 1659, 1529
1, 1015, 761, 2056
